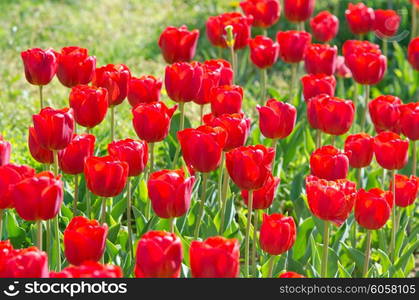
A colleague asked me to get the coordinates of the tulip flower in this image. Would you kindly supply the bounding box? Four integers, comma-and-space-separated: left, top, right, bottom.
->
279, 271, 305, 278
335, 56, 352, 79
368, 95, 402, 134
51, 261, 123, 278
310, 146, 349, 181
0, 246, 48, 278
240, 0, 280, 28
344, 133, 374, 169
310, 11, 339, 43
64, 216, 108, 266
408, 38, 419, 71
210, 85, 244, 117
128, 75, 162, 107
158, 25, 199, 64
373, 132, 409, 171
345, 48, 387, 86
206, 12, 253, 50
242, 174, 280, 210
0, 240, 14, 277
391, 174, 419, 207
0, 164, 35, 210
343, 40, 381, 57
276, 31, 311, 64
190, 236, 240, 278
204, 59, 233, 85
69, 85, 108, 129
0, 136, 11, 167
301, 74, 336, 101
374, 10, 400, 38
28, 127, 53, 164
32, 107, 75, 151
135, 231, 182, 278
55, 46, 96, 88
59, 134, 95, 175
283, 0, 315, 23
304, 44, 338, 76
345, 3, 375, 36
248, 36, 279, 69
400, 103, 419, 175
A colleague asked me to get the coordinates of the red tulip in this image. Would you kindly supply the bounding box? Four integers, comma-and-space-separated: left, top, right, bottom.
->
242, 174, 279, 210
158, 25, 199, 64
400, 103, 419, 140
84, 156, 128, 197
210, 85, 244, 117
226, 145, 275, 190
284, 0, 315, 22
69, 85, 108, 129
132, 102, 177, 143
59, 134, 95, 175
64, 216, 108, 266
257, 99, 297, 139
32, 107, 75, 150
355, 188, 393, 230
240, 0, 280, 28
203, 113, 251, 151
260, 213, 296, 255
301, 74, 336, 101
345, 3, 375, 35
206, 12, 253, 50
408, 38, 419, 70
346, 52, 387, 86
249, 36, 279, 69
373, 131, 409, 170
108, 139, 148, 177
412, 0, 419, 9
0, 136, 11, 166
28, 127, 54, 164
276, 31, 312, 63
306, 175, 356, 226
374, 9, 400, 38
391, 174, 419, 207
335, 56, 352, 78
178, 126, 227, 173
310, 146, 349, 180
12, 171, 63, 221
368, 95, 402, 134
279, 271, 305, 278
194, 62, 221, 105
310, 11, 339, 43
135, 231, 182, 278
128, 75, 162, 107
1, 246, 48, 278
344, 133, 374, 169
203, 59, 234, 85
0, 240, 14, 277
92, 64, 131, 107
307, 94, 355, 136
304, 44, 338, 76
21, 48, 57, 86
190, 236, 240, 278
51, 261, 122, 278
165, 61, 203, 103
342, 40, 381, 57
0, 164, 35, 209
55, 46, 96, 87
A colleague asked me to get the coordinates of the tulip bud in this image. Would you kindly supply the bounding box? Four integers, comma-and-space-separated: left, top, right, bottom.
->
20, 48, 57, 86
369, 95, 402, 134
301, 74, 336, 101
242, 174, 280, 210
276, 30, 312, 63
203, 59, 234, 85
0, 164, 35, 210
335, 56, 352, 78
257, 99, 297, 139
373, 132, 409, 170
355, 188, 393, 230
249, 36, 279, 69
284, 0, 315, 23
128, 75, 162, 107
158, 25, 199, 64
310, 11, 339, 43
0, 136, 11, 167
59, 134, 95, 175
304, 44, 338, 76
108, 139, 148, 177
260, 213, 296, 255
373, 9, 400, 38
165, 62, 203, 103
345, 3, 375, 35
28, 127, 54, 164
0, 246, 48, 278
193, 63, 221, 105
408, 38, 419, 71
344, 133, 374, 169
400, 103, 419, 141
210, 85, 244, 117
310, 146, 349, 180
391, 174, 419, 207
240, 0, 281, 28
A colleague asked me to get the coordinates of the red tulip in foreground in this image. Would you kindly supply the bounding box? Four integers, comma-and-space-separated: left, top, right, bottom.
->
400, 102, 419, 141
21, 48, 57, 86
304, 44, 337, 76
310, 146, 349, 180
369, 95, 402, 134
283, 0, 315, 23
373, 132, 409, 170
59, 134, 95, 175
301, 74, 336, 101
310, 11, 339, 43
240, 0, 280, 28
64, 216, 108, 266
0, 136, 11, 166
279, 271, 305, 278
257, 99, 297, 139
276, 31, 311, 63
408, 38, 419, 70
260, 213, 296, 256
55, 46, 96, 87
206, 12, 253, 50
210, 85, 244, 117
0, 245, 48, 278
132, 101, 177, 143
128, 75, 162, 107
28, 127, 53, 164
374, 9, 400, 38
355, 188, 393, 230
193, 61, 221, 106
344, 133, 374, 169
69, 85, 108, 129
108, 139, 148, 177
345, 3, 375, 36
204, 59, 234, 85
0, 164, 35, 210
242, 174, 280, 210
148, 169, 195, 218
135, 231, 182, 278
158, 25, 199, 64
190, 236, 240, 278
391, 174, 419, 207
165, 61, 203, 103
248, 36, 279, 69
12, 171, 63, 221
51, 261, 122, 278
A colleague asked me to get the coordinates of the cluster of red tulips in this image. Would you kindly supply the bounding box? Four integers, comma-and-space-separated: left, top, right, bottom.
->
0, 0, 418, 278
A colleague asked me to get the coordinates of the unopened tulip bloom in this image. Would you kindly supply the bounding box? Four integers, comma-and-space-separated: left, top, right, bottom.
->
304, 44, 338, 76
306, 175, 356, 226
310, 146, 349, 180
391, 174, 419, 207
345, 3, 375, 35
355, 188, 393, 230
242, 174, 280, 210
210, 85, 244, 117
369, 95, 402, 134
0, 240, 14, 277
28, 127, 53, 164
51, 261, 122, 278
260, 213, 296, 255
135, 231, 182, 278
249, 36, 279, 69
301, 74, 336, 101
190, 236, 240, 278
108, 139, 148, 177
165, 62, 203, 103
128, 75, 162, 107
240, 0, 280, 28
204, 59, 234, 85
408, 38, 419, 70
374, 9, 400, 38
344, 133, 374, 169
257, 99, 297, 139
284, 0, 315, 23
59, 134, 95, 175
1, 247, 48, 278
64, 216, 108, 266
335, 56, 352, 78
55, 46, 96, 87
0, 164, 35, 209
342, 40, 381, 57
310, 11, 339, 43
346, 49, 387, 86
276, 31, 312, 63
373, 132, 409, 170
0, 136, 11, 166
21, 48, 57, 86
193, 62, 221, 106
400, 103, 419, 141
132, 102, 177, 143
158, 25, 199, 64
12, 171, 63, 221
69, 85, 108, 129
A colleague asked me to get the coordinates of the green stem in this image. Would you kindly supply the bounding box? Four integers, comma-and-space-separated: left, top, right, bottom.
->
244, 190, 253, 278
390, 170, 397, 261
412, 141, 417, 177
0, 209, 3, 240
267, 255, 276, 278
361, 85, 370, 132
362, 230, 372, 277
36, 220, 42, 250
357, 168, 363, 189
199, 105, 204, 126
169, 217, 175, 233
46, 220, 51, 263
171, 103, 185, 168
290, 63, 298, 104
218, 152, 225, 208
194, 173, 209, 239
252, 209, 259, 277
271, 139, 278, 174
86, 178, 91, 219
146, 143, 155, 220
101, 198, 107, 225
321, 221, 330, 277
413, 6, 418, 39
331, 135, 336, 147
338, 77, 345, 98
127, 179, 134, 261
229, 46, 237, 83
110, 106, 115, 141
219, 159, 229, 234
297, 21, 305, 31
73, 174, 78, 216
260, 68, 267, 104
316, 130, 322, 149
52, 150, 61, 270
383, 38, 389, 60
382, 169, 387, 188
39, 85, 44, 109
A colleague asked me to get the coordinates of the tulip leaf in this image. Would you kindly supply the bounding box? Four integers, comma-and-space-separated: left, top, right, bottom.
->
108, 223, 120, 243
292, 217, 314, 261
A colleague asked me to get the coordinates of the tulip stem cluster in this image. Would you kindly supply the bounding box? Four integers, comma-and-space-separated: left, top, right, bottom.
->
321, 221, 330, 277
362, 230, 372, 277
194, 172, 209, 239
244, 190, 253, 278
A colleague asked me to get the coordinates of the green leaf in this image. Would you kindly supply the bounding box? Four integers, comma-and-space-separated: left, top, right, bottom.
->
292, 217, 314, 261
